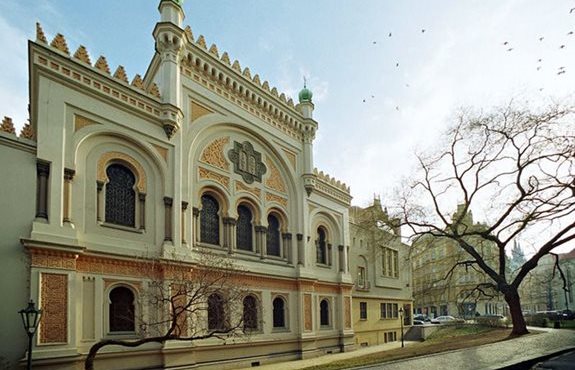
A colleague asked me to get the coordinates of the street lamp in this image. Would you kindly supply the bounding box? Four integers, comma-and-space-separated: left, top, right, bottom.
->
19, 300, 42, 370
399, 307, 404, 348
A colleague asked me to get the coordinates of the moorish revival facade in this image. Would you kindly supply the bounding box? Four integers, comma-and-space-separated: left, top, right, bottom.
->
0, 1, 413, 369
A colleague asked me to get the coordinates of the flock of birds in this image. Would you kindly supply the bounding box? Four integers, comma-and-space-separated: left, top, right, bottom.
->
361, 6, 575, 110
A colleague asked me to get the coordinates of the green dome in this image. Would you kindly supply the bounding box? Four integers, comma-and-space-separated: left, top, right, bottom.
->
298, 86, 313, 103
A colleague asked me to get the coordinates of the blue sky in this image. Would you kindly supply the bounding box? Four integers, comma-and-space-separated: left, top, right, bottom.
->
1, 0, 574, 213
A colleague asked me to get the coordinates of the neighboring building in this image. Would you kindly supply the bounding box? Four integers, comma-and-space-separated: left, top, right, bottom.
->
349, 198, 413, 347
411, 205, 506, 318
0, 2, 360, 369
520, 248, 575, 313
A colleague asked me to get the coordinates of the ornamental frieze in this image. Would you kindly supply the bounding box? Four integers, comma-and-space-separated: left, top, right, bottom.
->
200, 136, 230, 170
235, 181, 261, 198
199, 166, 230, 188
228, 141, 266, 184
40, 273, 68, 344
265, 192, 288, 208
265, 157, 286, 193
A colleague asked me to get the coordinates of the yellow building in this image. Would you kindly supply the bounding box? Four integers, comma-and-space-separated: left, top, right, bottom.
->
349, 198, 413, 346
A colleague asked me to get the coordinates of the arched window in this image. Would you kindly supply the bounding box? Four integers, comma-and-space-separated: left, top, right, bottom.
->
200, 194, 220, 245
242, 295, 258, 331
266, 214, 281, 256
236, 205, 253, 251
105, 164, 136, 227
109, 286, 135, 332
272, 297, 286, 328
316, 227, 327, 264
320, 299, 330, 326
208, 293, 225, 330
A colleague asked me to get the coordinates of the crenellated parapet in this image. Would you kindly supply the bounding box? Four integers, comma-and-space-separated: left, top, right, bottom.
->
179, 26, 306, 141
34, 23, 162, 101
313, 168, 352, 205
1, 116, 35, 141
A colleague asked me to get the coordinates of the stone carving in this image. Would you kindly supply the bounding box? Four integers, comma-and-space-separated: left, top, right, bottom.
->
228, 141, 266, 184
252, 74, 261, 86
1, 116, 15, 134
232, 60, 241, 73
262, 81, 270, 91
236, 181, 261, 198
184, 25, 194, 42
196, 35, 207, 49
152, 143, 168, 162
265, 192, 287, 208
242, 67, 251, 79
131, 74, 145, 90
20, 122, 35, 140
200, 136, 229, 170
94, 56, 111, 74
208, 44, 219, 57
149, 82, 161, 98
191, 101, 214, 122
73, 45, 92, 65
36, 22, 47, 43
220, 52, 231, 66
304, 294, 312, 331
271, 87, 278, 97
97, 151, 146, 192
40, 273, 68, 343
30, 249, 76, 270
282, 148, 297, 169
113, 65, 129, 83
344, 296, 351, 329
50, 33, 70, 55
265, 157, 286, 193
199, 167, 229, 188
74, 115, 98, 131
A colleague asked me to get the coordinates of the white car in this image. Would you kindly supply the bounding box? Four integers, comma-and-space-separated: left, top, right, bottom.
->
431, 315, 464, 324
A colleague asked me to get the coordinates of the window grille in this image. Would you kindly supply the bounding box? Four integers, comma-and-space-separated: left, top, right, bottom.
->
317, 228, 327, 264
200, 195, 220, 245
320, 299, 330, 326
272, 297, 285, 328
109, 286, 135, 332
208, 293, 225, 330
266, 215, 281, 256
236, 205, 253, 251
105, 164, 136, 227
243, 296, 258, 330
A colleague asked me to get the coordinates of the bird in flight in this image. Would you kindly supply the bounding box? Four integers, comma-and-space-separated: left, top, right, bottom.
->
568, 31, 574, 35
560, 45, 566, 49
421, 29, 426, 33
539, 36, 544, 41
570, 7, 575, 13
395, 106, 400, 111
536, 66, 541, 71
388, 32, 392, 37
396, 62, 400, 67
507, 48, 513, 52
503, 41, 509, 45
373, 41, 377, 44
538, 58, 542, 62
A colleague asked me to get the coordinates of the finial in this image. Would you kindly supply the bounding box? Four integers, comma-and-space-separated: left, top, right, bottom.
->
303, 76, 307, 89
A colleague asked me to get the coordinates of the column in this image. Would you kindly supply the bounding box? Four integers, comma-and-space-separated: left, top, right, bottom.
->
62, 168, 75, 224
138, 193, 146, 230
328, 243, 333, 266
36, 160, 50, 220
96, 181, 104, 222
282, 233, 293, 263
181, 201, 188, 245
192, 207, 199, 244
338, 245, 345, 272
163, 197, 173, 242
297, 233, 304, 265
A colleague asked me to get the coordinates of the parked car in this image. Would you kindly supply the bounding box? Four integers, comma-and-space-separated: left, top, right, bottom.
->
413, 319, 425, 325
414, 314, 431, 322
476, 314, 508, 327
431, 315, 464, 324
560, 309, 575, 320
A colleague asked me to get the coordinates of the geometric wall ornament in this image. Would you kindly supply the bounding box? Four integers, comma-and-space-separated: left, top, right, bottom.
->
74, 114, 98, 132
265, 156, 286, 193
303, 293, 313, 331
228, 141, 267, 184
191, 100, 214, 122
40, 273, 68, 343
200, 136, 229, 170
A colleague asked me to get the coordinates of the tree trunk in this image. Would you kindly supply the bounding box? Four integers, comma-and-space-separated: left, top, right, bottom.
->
504, 287, 529, 336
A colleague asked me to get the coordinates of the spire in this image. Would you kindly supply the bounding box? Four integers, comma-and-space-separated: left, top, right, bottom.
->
158, 0, 185, 27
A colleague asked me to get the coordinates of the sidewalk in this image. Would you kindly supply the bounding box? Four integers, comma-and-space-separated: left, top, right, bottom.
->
239, 327, 575, 370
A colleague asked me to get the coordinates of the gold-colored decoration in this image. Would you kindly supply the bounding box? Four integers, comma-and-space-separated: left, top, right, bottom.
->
287, 98, 294, 107
208, 44, 219, 58
73, 45, 92, 65
29, 248, 77, 270
220, 52, 231, 65
184, 25, 194, 42
131, 74, 145, 90
279, 93, 286, 103
304, 294, 312, 331
95, 56, 111, 74
97, 151, 146, 192
190, 100, 214, 122
242, 67, 251, 79
0, 116, 15, 134
252, 74, 261, 86
262, 81, 270, 91
149, 82, 161, 98
74, 115, 98, 131
281, 148, 297, 169
36, 22, 47, 43
20, 122, 35, 140
196, 35, 207, 49
271, 87, 278, 97
151, 143, 168, 162
113, 65, 129, 83
344, 296, 352, 328
235, 181, 261, 198
50, 33, 70, 55
199, 167, 230, 188
40, 273, 68, 344
265, 157, 286, 193
232, 60, 241, 73
265, 192, 288, 208
200, 136, 230, 170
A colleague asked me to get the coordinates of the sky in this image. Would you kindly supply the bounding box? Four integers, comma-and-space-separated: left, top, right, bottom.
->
0, 1, 574, 251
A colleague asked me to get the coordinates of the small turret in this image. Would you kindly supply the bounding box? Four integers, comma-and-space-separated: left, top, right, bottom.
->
296, 80, 314, 119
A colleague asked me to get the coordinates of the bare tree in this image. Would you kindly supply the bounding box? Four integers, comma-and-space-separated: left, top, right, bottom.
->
400, 102, 575, 335
85, 251, 250, 370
